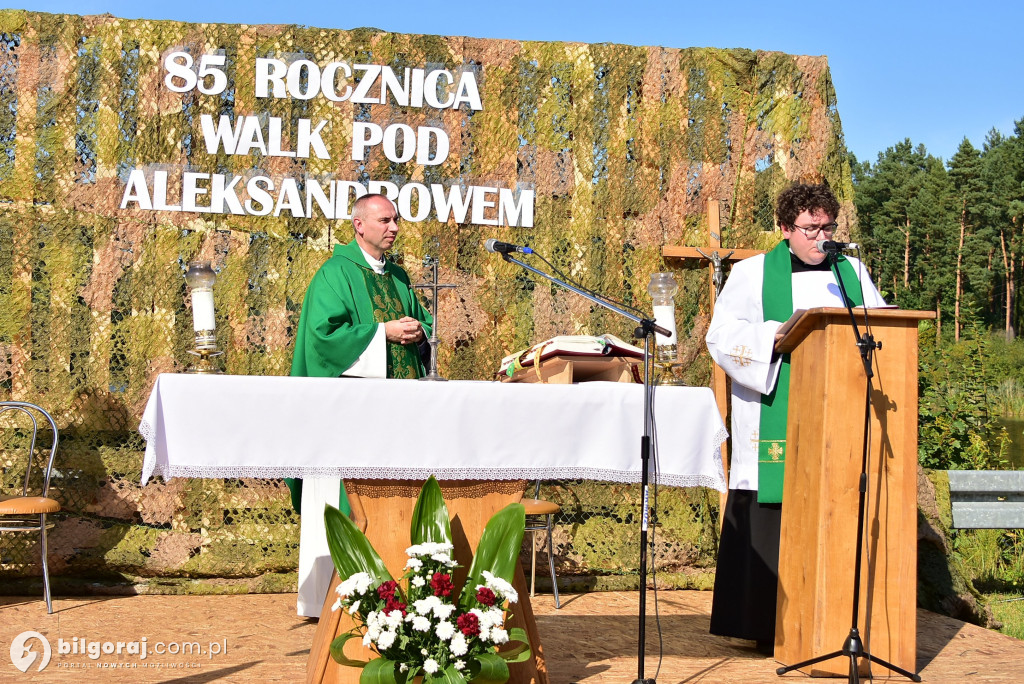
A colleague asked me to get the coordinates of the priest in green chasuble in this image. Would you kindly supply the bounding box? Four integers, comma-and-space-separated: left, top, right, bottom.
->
289, 193, 432, 617
704, 184, 886, 651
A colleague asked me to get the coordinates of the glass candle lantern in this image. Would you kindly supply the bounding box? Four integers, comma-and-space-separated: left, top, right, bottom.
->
185, 261, 217, 351
647, 272, 679, 362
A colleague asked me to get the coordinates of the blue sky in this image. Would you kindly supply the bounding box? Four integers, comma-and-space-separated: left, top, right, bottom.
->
15, 0, 1024, 164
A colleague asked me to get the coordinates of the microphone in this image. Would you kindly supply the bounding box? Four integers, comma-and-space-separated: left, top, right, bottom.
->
816, 239, 859, 253
484, 238, 533, 255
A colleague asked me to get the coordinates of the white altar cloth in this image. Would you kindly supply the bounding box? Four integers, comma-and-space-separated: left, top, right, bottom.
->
139, 373, 727, 490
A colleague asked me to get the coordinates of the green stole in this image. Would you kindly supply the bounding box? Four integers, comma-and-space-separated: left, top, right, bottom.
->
757, 241, 864, 503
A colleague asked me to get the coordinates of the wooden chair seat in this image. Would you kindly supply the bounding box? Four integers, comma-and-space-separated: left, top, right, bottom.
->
0, 496, 61, 515
521, 499, 560, 516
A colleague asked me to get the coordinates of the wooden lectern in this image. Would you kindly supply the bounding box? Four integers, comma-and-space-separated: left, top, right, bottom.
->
773, 308, 934, 677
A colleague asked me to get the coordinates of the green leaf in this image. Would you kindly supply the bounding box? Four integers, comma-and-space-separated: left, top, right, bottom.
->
459, 503, 525, 611
411, 475, 452, 546
426, 665, 470, 683
360, 657, 400, 684
324, 504, 393, 585
468, 652, 510, 683
329, 632, 369, 668
496, 627, 531, 663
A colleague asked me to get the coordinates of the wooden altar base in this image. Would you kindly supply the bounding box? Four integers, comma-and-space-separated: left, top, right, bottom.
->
3, 590, 1023, 682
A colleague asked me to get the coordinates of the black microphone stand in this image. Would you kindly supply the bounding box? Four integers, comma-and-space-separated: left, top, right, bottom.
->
499, 251, 665, 684
775, 249, 920, 684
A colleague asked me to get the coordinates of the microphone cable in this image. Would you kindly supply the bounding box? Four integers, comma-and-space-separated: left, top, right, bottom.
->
648, 378, 665, 681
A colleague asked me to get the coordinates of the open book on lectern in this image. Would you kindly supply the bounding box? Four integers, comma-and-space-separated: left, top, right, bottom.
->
775, 304, 899, 339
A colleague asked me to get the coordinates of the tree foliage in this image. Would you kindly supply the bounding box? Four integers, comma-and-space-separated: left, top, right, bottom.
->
853, 121, 1024, 338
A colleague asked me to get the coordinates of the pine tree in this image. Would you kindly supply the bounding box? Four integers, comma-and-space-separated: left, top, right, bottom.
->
852, 140, 957, 333
948, 139, 991, 341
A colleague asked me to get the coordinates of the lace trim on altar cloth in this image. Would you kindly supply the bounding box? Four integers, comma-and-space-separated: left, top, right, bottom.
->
143, 426, 730, 491
139, 419, 154, 442
147, 464, 725, 489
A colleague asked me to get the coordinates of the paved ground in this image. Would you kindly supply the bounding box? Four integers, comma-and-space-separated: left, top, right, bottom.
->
1, 590, 1022, 682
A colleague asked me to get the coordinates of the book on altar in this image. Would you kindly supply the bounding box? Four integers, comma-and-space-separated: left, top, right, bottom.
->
498, 334, 643, 377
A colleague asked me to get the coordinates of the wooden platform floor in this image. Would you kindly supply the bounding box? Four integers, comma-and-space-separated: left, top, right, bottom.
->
1, 590, 1021, 682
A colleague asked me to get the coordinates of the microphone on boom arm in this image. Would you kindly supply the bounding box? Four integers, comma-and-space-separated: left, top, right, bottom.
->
484, 238, 533, 255
816, 239, 859, 254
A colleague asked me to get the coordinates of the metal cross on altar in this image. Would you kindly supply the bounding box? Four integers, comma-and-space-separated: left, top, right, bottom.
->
414, 242, 457, 381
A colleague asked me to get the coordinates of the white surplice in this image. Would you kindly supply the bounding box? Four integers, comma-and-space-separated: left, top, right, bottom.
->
705, 252, 886, 492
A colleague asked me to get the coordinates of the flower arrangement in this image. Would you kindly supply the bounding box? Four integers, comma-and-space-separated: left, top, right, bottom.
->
324, 476, 531, 683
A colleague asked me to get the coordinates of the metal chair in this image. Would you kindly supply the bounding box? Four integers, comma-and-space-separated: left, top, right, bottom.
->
521, 481, 560, 608
0, 402, 60, 613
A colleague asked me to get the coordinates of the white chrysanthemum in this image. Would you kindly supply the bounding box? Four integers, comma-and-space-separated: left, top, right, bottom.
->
330, 597, 342, 612
411, 575, 426, 588
431, 552, 453, 564
362, 632, 373, 647
435, 621, 456, 640
423, 658, 439, 674
470, 607, 503, 629
411, 615, 431, 632
485, 607, 504, 627
420, 648, 429, 656
490, 627, 509, 645
407, 542, 454, 557
348, 600, 361, 615
434, 603, 457, 620
449, 633, 468, 656
337, 572, 373, 597
481, 570, 518, 603
405, 557, 424, 570
385, 610, 404, 629
365, 613, 383, 639
399, 663, 408, 673
454, 660, 466, 671
377, 630, 397, 650
413, 596, 444, 615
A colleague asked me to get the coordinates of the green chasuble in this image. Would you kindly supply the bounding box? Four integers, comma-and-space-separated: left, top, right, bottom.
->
286, 239, 433, 513
757, 241, 863, 503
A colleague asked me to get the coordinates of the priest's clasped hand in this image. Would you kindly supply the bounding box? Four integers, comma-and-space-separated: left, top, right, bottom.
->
385, 316, 426, 345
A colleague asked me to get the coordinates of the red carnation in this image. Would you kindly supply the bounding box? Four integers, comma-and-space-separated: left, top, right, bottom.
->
476, 587, 497, 607
384, 597, 407, 615
377, 580, 399, 602
457, 612, 480, 637
431, 572, 454, 598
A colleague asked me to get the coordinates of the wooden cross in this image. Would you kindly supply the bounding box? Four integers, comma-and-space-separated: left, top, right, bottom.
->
662, 200, 765, 515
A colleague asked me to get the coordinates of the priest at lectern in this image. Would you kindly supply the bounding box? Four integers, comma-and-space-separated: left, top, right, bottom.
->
704, 183, 886, 652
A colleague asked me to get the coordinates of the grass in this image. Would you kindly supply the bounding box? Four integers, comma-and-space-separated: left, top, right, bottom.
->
984, 591, 1024, 640
991, 378, 1024, 417
958, 527, 1024, 640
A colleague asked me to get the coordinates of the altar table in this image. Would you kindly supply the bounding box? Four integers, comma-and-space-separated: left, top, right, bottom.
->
138, 373, 727, 683
140, 374, 728, 489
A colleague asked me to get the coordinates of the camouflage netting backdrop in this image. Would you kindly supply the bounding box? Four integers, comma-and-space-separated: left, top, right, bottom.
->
0, 10, 853, 593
